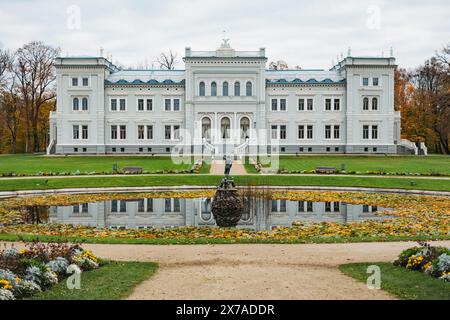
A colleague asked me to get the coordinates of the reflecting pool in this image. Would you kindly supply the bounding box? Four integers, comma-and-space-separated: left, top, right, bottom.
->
21, 197, 393, 231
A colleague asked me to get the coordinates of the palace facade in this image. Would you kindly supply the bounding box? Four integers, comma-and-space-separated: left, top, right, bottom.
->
48, 41, 420, 156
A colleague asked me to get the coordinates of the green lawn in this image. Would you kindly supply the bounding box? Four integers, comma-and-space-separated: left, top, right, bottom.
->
0, 154, 194, 175
0, 175, 449, 191
31, 261, 158, 300
340, 262, 450, 300
277, 155, 450, 175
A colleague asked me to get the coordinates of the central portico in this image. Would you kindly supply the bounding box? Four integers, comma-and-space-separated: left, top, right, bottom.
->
184, 41, 267, 156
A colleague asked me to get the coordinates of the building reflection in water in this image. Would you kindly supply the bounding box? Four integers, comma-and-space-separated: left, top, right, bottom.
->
46, 198, 393, 231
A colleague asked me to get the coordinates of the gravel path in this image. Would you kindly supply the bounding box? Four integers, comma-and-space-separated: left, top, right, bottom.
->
63, 240, 450, 300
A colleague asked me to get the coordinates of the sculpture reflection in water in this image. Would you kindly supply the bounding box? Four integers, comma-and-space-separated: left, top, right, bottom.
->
211, 177, 244, 227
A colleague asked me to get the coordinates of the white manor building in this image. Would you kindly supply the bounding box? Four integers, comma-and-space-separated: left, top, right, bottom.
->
48, 41, 422, 156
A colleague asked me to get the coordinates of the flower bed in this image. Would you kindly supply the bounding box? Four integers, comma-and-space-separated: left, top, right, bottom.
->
394, 242, 450, 282
0, 242, 100, 300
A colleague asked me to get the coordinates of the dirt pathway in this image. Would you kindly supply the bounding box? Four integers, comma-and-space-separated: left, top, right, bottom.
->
61, 240, 450, 300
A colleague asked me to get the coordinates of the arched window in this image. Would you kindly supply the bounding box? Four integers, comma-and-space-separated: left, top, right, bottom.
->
199, 82, 205, 96
82, 97, 88, 110
240, 117, 250, 139
201, 117, 211, 140
211, 82, 217, 96
221, 117, 231, 139
363, 97, 369, 110
234, 82, 240, 96
73, 97, 79, 111
372, 97, 378, 110
201, 199, 212, 221
246, 81, 252, 96
223, 82, 229, 96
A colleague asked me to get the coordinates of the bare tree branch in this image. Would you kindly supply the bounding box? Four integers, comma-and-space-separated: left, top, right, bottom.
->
156, 50, 178, 70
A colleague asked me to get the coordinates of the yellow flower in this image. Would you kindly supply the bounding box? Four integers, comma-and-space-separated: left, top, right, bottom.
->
19, 249, 28, 255
0, 279, 13, 290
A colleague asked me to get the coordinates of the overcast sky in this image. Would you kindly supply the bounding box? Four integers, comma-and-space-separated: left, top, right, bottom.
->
1, 0, 449, 70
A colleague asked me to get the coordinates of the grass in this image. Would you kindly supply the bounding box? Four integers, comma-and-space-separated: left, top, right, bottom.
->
277, 155, 450, 175
0, 154, 194, 175
340, 262, 450, 300
31, 261, 158, 300
0, 175, 449, 191
2, 233, 449, 245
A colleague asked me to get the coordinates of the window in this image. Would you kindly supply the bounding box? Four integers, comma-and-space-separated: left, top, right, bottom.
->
72, 78, 78, 86
111, 125, 117, 139
165, 198, 171, 212
372, 97, 378, 110
202, 117, 211, 139
363, 97, 369, 110
138, 99, 144, 111
298, 125, 304, 139
173, 99, 180, 111
372, 125, 378, 139
298, 99, 305, 111
120, 201, 126, 212
271, 99, 277, 111
234, 82, 240, 96
334, 125, 340, 139
72, 125, 79, 139
119, 99, 126, 111
271, 125, 277, 139
111, 99, 117, 111
81, 203, 88, 213
279, 200, 286, 212
165, 125, 171, 140
363, 125, 370, 139
165, 99, 171, 111
325, 125, 331, 139
73, 98, 79, 111
221, 117, 230, 139
146, 198, 153, 212
173, 198, 180, 212
334, 202, 340, 212
246, 81, 252, 96
138, 125, 145, 139
325, 202, 331, 212
223, 82, 228, 96
138, 199, 145, 212
307, 99, 313, 110
307, 125, 313, 139
298, 201, 304, 212
271, 200, 277, 212
334, 99, 340, 111
146, 99, 153, 111
363, 77, 369, 86
119, 125, 126, 139
199, 82, 205, 96
82, 98, 88, 111
280, 99, 286, 111
111, 200, 118, 212
82, 78, 88, 86
307, 202, 313, 212
325, 99, 331, 111
73, 205, 79, 214
81, 125, 88, 139
174, 125, 180, 140
279, 125, 286, 140
147, 125, 153, 139
211, 82, 217, 96
373, 77, 379, 86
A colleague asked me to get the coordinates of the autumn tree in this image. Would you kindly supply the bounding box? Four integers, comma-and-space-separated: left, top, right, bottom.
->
12, 41, 59, 152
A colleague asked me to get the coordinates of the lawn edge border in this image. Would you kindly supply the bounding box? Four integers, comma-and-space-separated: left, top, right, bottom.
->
1, 185, 449, 199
